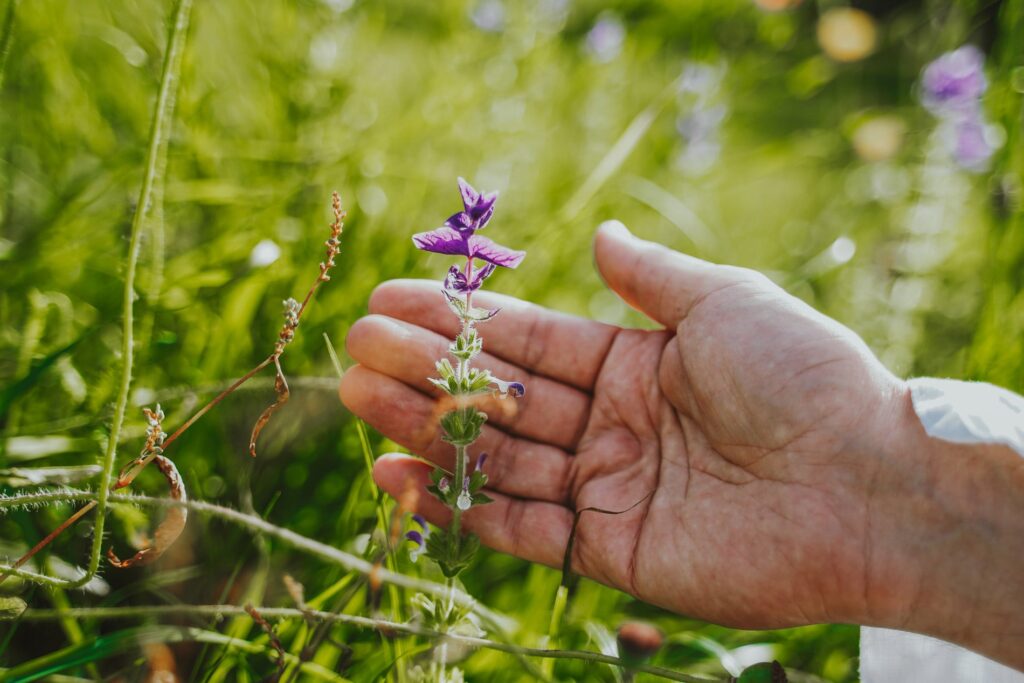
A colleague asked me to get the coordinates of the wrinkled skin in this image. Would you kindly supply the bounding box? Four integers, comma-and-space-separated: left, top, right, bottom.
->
340, 222, 1024, 668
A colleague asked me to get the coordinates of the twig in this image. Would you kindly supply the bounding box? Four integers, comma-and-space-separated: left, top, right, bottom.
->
15, 605, 726, 683
245, 604, 286, 682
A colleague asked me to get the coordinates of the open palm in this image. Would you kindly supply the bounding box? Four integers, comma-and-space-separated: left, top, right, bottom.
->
339, 222, 908, 629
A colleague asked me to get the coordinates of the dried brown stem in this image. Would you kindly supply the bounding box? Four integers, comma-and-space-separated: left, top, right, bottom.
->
246, 603, 287, 682
249, 356, 289, 458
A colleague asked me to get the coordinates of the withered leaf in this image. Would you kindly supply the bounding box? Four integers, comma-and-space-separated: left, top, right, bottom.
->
248, 357, 290, 458
107, 455, 187, 569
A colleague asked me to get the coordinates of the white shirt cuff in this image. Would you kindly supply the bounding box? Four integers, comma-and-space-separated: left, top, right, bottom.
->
860, 377, 1024, 682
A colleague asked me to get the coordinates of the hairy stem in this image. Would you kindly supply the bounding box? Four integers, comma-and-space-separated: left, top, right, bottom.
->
0, 0, 194, 590
15, 605, 723, 683
0, 490, 512, 632
450, 444, 467, 540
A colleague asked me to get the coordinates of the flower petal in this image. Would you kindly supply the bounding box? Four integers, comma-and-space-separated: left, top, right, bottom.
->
471, 263, 497, 288
412, 227, 470, 257
468, 194, 498, 225
445, 211, 476, 232
458, 177, 480, 209
444, 265, 468, 292
466, 234, 526, 268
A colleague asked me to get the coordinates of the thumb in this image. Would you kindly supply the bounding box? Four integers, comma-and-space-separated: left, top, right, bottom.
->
593, 220, 744, 329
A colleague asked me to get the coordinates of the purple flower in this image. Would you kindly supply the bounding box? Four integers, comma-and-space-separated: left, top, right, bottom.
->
921, 45, 987, 114
413, 178, 525, 268
413, 227, 525, 269
475, 453, 488, 472
585, 13, 625, 63
445, 263, 497, 293
948, 115, 995, 172
918, 45, 1001, 173
445, 177, 498, 234
493, 378, 525, 398
405, 514, 430, 562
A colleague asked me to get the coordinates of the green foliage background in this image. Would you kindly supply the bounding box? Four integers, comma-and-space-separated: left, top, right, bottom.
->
0, 0, 1021, 680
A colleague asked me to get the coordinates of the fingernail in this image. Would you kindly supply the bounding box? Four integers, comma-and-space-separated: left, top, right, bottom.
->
598, 219, 631, 239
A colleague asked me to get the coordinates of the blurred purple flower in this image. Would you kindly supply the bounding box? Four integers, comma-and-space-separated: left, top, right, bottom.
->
585, 13, 625, 63
676, 105, 727, 142
949, 115, 995, 172
921, 45, 987, 114
679, 61, 725, 100
471, 0, 505, 33
919, 45, 1000, 173
475, 453, 488, 472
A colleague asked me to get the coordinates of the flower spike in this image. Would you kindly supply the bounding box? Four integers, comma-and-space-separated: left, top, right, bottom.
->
412, 176, 526, 579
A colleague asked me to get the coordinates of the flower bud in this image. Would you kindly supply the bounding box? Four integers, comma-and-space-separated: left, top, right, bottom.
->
616, 621, 663, 666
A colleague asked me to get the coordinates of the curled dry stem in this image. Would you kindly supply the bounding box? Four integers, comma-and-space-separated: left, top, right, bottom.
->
107, 454, 187, 568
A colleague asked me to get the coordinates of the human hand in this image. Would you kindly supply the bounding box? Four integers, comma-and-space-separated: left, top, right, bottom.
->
339, 221, 1023, 664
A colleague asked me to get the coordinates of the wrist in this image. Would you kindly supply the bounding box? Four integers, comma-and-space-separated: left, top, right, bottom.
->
861, 381, 1024, 668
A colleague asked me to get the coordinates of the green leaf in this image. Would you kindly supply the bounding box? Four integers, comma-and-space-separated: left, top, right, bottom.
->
467, 306, 499, 322
464, 367, 494, 394
0, 596, 27, 619
458, 532, 481, 565
428, 377, 454, 395
449, 329, 482, 361
0, 331, 91, 419
440, 407, 487, 446
435, 358, 456, 381
737, 661, 788, 683
443, 289, 468, 318
471, 492, 494, 506
468, 469, 488, 493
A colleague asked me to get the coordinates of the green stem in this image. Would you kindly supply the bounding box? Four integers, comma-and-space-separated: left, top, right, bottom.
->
540, 584, 569, 679
15, 605, 724, 683
0, 490, 513, 632
2, 623, 345, 682
449, 443, 467, 541
8, 0, 194, 591
0, 0, 17, 90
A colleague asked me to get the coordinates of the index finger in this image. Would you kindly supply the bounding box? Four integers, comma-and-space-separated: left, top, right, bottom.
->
369, 279, 619, 392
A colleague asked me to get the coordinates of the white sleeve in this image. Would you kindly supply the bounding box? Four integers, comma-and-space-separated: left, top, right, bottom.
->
860, 377, 1024, 683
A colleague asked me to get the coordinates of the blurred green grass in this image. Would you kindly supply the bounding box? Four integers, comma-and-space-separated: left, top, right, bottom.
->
0, 0, 1021, 680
